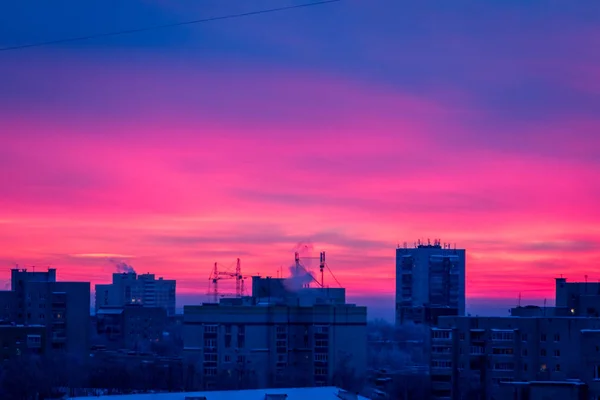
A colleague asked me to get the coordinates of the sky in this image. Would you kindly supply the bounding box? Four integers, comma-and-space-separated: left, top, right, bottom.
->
1, 0, 599, 320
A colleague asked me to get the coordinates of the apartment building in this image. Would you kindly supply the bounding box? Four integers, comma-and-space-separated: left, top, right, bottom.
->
0, 268, 90, 358
183, 277, 367, 391
95, 272, 176, 316
96, 304, 168, 350
396, 241, 466, 325
429, 315, 600, 400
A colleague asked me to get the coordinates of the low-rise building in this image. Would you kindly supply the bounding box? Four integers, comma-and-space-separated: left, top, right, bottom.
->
0, 324, 46, 361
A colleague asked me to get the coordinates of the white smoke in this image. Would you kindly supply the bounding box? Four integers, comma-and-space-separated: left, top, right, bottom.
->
283, 264, 315, 292
108, 258, 136, 274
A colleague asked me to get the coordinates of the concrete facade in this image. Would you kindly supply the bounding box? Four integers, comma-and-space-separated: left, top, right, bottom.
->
96, 272, 176, 316
396, 242, 465, 325
429, 315, 600, 400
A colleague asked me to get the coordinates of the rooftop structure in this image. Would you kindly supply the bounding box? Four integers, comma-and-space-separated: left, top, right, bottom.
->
396, 240, 465, 325
69, 387, 370, 400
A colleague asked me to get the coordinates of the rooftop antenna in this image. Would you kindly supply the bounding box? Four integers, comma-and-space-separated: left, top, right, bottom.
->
585, 275, 589, 293
294, 251, 300, 276
319, 251, 326, 288
518, 292, 522, 307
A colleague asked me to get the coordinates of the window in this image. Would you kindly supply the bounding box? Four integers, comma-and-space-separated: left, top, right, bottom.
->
277, 354, 287, 363
432, 360, 452, 369
554, 333, 560, 342
204, 325, 218, 334
493, 362, 515, 371
522, 333, 528, 341
555, 364, 561, 372
541, 349, 547, 357
541, 334, 547, 342
315, 354, 328, 362
433, 346, 452, 354
276, 340, 287, 348
492, 347, 514, 355
594, 365, 600, 380
315, 367, 328, 375
224, 355, 231, 362
204, 339, 216, 348
315, 340, 328, 348
523, 363, 528, 371
237, 355, 246, 364
470, 346, 484, 355
314, 325, 329, 334
276, 325, 287, 334
522, 349, 528, 356
204, 353, 217, 362
432, 330, 451, 339
554, 349, 561, 357
203, 367, 217, 376
459, 333, 465, 340
491, 331, 514, 341
225, 324, 232, 334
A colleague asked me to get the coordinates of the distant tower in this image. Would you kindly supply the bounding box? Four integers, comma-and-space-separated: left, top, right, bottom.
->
395, 240, 466, 326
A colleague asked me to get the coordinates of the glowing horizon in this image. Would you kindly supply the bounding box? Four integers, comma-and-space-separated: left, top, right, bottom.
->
1, 1, 599, 317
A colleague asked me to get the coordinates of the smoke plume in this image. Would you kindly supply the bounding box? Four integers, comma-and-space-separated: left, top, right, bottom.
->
109, 258, 136, 274
284, 264, 315, 292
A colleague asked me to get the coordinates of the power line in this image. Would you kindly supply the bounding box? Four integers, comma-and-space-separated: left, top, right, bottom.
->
0, 0, 342, 52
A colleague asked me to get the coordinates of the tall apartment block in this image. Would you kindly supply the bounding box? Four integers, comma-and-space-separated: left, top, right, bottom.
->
182, 277, 367, 390
0, 268, 90, 358
396, 240, 466, 325
95, 272, 176, 316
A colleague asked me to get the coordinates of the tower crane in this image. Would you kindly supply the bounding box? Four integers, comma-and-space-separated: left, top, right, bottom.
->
208, 258, 247, 302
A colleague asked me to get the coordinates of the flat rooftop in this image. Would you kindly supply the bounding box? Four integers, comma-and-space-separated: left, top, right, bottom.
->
68, 387, 369, 400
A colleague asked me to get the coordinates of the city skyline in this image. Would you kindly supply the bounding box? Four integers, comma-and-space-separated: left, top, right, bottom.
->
1, 1, 599, 319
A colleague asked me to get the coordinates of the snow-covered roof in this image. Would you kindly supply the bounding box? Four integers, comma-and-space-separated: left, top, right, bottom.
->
69, 387, 369, 400
97, 308, 124, 315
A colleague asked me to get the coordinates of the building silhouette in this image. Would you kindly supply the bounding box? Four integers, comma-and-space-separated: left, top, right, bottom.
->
396, 240, 466, 325
431, 277, 600, 400
0, 268, 90, 358
183, 276, 367, 390
95, 272, 176, 316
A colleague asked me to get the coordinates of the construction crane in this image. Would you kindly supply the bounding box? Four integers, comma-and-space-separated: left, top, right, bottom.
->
208, 258, 247, 302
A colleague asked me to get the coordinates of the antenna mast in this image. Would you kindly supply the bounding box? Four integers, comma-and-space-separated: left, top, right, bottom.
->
319, 251, 326, 288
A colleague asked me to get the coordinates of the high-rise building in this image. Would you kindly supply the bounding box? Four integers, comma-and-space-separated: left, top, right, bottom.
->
0, 268, 90, 358
396, 240, 466, 325
182, 277, 367, 391
95, 272, 176, 316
